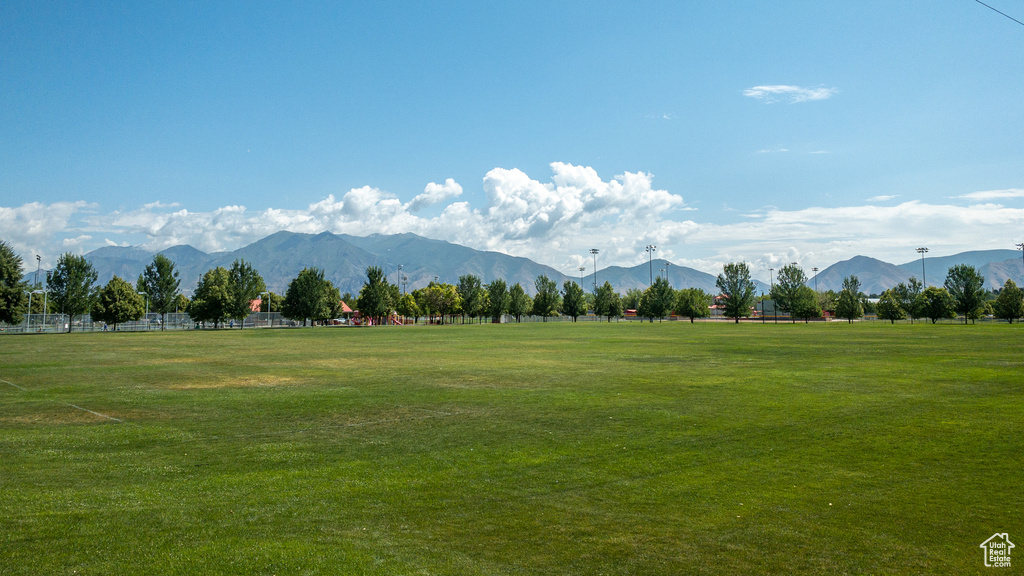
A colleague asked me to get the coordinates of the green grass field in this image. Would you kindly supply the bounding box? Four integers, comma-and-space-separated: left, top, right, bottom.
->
1, 322, 1021, 575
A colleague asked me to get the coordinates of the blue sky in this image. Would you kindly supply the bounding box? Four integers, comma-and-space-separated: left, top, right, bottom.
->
2, 1, 1023, 279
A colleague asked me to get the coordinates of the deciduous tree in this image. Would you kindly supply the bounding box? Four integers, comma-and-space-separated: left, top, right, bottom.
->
486, 279, 509, 323
944, 264, 987, 324
282, 268, 333, 326
531, 275, 561, 320
227, 259, 266, 329
916, 286, 956, 324
508, 283, 532, 323
47, 253, 98, 332
875, 289, 906, 324
92, 276, 145, 330
790, 285, 822, 323
674, 287, 712, 323
137, 254, 180, 330
358, 266, 395, 325
992, 279, 1024, 324
189, 267, 232, 329
716, 262, 757, 323
560, 280, 587, 321
593, 281, 622, 322
769, 263, 807, 321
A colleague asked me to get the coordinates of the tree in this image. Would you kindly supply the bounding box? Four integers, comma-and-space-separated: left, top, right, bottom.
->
137, 254, 180, 330
916, 286, 956, 324
225, 259, 265, 329
46, 253, 98, 332
258, 292, 283, 313
621, 288, 643, 312
875, 289, 906, 324
992, 279, 1024, 323
560, 280, 587, 321
508, 283, 532, 323
358, 266, 395, 325
0, 240, 28, 325
486, 279, 509, 323
396, 292, 421, 324
457, 274, 486, 324
715, 262, 757, 323
892, 278, 923, 323
189, 267, 232, 329
790, 285, 822, 323
674, 287, 712, 323
531, 275, 561, 320
92, 276, 145, 330
769, 263, 807, 321
593, 281, 622, 322
944, 264, 987, 324
835, 276, 864, 323
282, 268, 334, 326
638, 277, 675, 322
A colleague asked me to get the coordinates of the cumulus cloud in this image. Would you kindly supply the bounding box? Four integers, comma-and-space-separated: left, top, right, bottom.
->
3, 165, 1022, 281
743, 85, 838, 103
406, 179, 463, 212
867, 194, 900, 202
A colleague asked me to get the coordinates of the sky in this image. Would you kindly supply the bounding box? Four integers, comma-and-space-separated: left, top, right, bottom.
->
2, 1, 1023, 280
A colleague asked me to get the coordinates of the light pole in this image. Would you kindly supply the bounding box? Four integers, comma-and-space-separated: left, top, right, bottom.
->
769, 268, 774, 288
645, 245, 657, 285
916, 247, 929, 286
579, 266, 586, 286
665, 262, 671, 286
138, 292, 149, 330
590, 248, 599, 292
1017, 243, 1024, 282
811, 267, 819, 292
402, 275, 408, 296
262, 291, 270, 328
396, 264, 402, 288
24, 290, 32, 332
34, 255, 41, 288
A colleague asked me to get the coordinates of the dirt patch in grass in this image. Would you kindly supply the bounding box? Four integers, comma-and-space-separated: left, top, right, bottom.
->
170, 374, 298, 390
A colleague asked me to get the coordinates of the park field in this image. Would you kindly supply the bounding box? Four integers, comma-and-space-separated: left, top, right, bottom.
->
1, 322, 1021, 575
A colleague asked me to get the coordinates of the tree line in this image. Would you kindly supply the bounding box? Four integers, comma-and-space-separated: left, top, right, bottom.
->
2, 239, 1023, 331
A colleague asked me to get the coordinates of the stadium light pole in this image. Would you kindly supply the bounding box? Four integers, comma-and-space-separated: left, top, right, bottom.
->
34, 255, 41, 288
645, 245, 657, 285
579, 266, 585, 287
1017, 243, 1024, 282
25, 290, 32, 332
811, 267, 819, 292
590, 248, 599, 292
665, 262, 671, 286
916, 247, 929, 286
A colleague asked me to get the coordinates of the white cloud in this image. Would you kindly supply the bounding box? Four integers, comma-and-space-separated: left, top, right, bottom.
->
955, 188, 1024, 201
743, 85, 838, 103
406, 178, 463, 212
867, 195, 900, 202
3, 167, 1023, 282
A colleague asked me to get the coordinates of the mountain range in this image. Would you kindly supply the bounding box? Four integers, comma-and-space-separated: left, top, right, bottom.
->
27, 231, 1024, 297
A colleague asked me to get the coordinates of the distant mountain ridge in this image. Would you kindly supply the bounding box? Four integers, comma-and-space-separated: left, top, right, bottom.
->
35, 231, 1024, 297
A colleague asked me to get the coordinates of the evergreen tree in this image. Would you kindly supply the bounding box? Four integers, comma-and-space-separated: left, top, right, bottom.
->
357, 266, 395, 325
0, 239, 28, 326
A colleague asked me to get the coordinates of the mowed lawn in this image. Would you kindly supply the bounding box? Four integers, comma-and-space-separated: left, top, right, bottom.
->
1, 322, 1021, 575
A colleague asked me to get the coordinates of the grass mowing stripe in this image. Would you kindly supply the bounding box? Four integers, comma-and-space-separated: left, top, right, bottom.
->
1, 378, 27, 390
